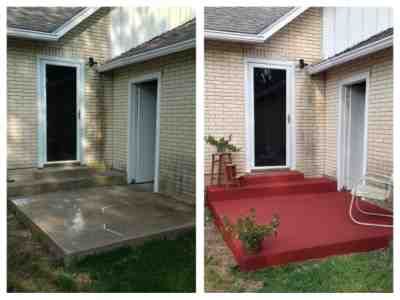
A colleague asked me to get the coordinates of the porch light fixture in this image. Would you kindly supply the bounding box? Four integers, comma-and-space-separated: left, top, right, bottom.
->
298, 59, 308, 69
87, 57, 98, 68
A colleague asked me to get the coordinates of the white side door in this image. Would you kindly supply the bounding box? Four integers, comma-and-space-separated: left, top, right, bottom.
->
340, 84, 367, 189
348, 84, 367, 188
135, 82, 157, 183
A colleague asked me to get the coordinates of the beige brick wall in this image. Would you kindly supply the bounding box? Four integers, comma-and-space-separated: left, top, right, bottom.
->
105, 49, 196, 203
323, 48, 393, 178
205, 8, 324, 179
7, 8, 111, 169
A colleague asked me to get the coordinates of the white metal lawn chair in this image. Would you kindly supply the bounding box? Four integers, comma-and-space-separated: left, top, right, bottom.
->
349, 174, 393, 228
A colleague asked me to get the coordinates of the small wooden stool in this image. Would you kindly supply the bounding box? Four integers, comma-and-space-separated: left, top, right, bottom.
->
210, 152, 232, 185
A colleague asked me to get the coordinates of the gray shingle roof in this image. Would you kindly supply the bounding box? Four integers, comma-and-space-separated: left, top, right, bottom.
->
7, 7, 85, 33
205, 7, 294, 34
107, 18, 195, 64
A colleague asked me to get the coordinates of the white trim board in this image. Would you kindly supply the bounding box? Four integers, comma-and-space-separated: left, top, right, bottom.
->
205, 7, 308, 43
307, 35, 393, 75
98, 39, 195, 73
37, 56, 86, 168
337, 71, 369, 190
8, 8, 100, 41
244, 58, 296, 172
127, 73, 161, 193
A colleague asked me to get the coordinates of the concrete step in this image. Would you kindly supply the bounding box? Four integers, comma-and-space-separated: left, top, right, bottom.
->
8, 169, 126, 198
32, 166, 96, 180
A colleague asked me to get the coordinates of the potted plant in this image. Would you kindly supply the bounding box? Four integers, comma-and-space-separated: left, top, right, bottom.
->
205, 135, 240, 153
223, 208, 280, 254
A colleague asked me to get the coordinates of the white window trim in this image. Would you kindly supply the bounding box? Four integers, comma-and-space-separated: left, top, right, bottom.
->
244, 58, 296, 172
127, 72, 161, 193
37, 56, 86, 168
337, 71, 370, 190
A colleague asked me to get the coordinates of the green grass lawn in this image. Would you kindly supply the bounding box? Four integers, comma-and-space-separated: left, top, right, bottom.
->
205, 209, 393, 292
8, 211, 195, 292
232, 246, 392, 292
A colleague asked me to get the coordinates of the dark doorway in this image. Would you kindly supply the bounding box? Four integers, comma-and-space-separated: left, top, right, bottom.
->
253, 67, 286, 167
46, 65, 77, 162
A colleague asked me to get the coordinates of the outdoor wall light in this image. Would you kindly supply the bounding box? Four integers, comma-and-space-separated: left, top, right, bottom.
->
298, 59, 308, 69
88, 57, 98, 68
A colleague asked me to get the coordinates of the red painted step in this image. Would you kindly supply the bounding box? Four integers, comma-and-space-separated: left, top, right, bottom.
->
207, 178, 337, 203
240, 171, 304, 185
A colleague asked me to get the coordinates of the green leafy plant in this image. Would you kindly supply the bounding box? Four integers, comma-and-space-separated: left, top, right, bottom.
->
223, 209, 280, 254
205, 135, 240, 153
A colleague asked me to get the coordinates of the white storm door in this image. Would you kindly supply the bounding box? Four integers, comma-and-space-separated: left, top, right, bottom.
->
247, 61, 295, 170
134, 82, 157, 183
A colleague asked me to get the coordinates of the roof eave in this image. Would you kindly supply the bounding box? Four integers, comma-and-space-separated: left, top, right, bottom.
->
258, 7, 309, 40
205, 7, 309, 43
205, 30, 264, 43
7, 27, 58, 41
307, 36, 393, 75
98, 38, 196, 73
7, 7, 100, 41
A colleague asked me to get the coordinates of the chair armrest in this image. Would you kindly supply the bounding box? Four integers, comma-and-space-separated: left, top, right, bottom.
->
352, 174, 393, 201
357, 174, 392, 186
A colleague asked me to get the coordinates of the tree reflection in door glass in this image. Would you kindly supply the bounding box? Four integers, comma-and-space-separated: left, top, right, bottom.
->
253, 67, 286, 167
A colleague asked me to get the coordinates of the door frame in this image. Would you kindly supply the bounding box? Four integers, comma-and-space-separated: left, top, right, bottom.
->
244, 58, 296, 172
127, 72, 161, 192
37, 56, 85, 168
337, 71, 369, 190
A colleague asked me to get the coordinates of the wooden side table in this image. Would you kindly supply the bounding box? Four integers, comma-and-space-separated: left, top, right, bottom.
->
210, 152, 232, 185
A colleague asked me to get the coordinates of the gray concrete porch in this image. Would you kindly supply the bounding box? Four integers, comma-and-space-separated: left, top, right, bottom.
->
9, 184, 194, 264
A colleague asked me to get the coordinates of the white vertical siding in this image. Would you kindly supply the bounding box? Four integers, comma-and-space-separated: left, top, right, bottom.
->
334, 8, 349, 53
109, 7, 194, 59
323, 7, 392, 58
322, 7, 335, 60
348, 8, 363, 46
363, 8, 378, 40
